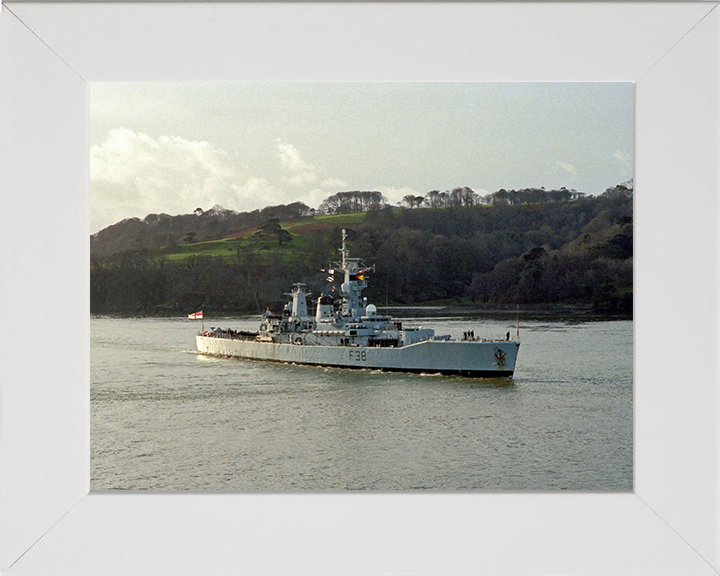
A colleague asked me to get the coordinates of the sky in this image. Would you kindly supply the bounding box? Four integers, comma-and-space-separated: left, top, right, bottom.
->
90, 82, 633, 233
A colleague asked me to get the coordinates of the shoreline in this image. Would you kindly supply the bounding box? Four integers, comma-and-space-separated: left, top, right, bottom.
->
91, 301, 632, 321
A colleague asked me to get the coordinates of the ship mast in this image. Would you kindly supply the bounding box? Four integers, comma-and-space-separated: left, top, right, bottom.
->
332, 229, 372, 320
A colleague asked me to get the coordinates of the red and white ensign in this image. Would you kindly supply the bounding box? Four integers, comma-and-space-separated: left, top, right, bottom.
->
188, 311, 203, 319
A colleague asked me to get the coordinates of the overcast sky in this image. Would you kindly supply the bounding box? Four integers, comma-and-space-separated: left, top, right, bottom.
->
90, 82, 633, 233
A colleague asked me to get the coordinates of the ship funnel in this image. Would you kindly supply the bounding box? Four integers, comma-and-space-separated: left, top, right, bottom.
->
290, 283, 309, 319
316, 294, 335, 323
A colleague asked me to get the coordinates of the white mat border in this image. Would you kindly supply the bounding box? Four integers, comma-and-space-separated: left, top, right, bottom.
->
1, 2, 718, 574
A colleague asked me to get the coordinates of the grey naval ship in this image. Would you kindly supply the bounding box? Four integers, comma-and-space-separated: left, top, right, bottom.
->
196, 230, 520, 377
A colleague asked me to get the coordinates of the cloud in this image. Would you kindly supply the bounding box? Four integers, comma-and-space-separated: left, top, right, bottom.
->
304, 187, 339, 209
276, 140, 324, 188
276, 140, 317, 173
276, 140, 350, 192
91, 128, 279, 232
612, 150, 633, 176
90, 132, 355, 232
283, 172, 320, 186
612, 150, 631, 164
373, 185, 421, 205
555, 160, 577, 176
322, 177, 348, 189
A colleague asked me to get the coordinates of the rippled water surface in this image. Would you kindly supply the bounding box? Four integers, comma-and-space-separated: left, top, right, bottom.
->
91, 314, 632, 490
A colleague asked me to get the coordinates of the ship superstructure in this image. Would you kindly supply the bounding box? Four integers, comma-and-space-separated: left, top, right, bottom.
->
196, 230, 520, 377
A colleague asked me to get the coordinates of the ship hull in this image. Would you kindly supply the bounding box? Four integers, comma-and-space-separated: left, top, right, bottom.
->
196, 335, 519, 377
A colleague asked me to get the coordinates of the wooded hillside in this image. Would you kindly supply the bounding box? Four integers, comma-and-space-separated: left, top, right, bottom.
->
90, 182, 633, 315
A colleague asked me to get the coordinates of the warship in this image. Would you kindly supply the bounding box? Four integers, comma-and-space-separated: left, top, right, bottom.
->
196, 230, 520, 377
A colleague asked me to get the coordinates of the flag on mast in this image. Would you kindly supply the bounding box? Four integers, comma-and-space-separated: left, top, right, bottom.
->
188, 310, 203, 319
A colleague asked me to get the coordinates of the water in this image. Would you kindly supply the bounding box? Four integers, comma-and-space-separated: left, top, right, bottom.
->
91, 314, 632, 491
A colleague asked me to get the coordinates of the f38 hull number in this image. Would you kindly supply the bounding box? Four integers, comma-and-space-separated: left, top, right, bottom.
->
350, 350, 367, 362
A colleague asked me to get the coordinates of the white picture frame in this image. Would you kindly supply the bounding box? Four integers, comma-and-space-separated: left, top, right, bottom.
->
1, 2, 718, 574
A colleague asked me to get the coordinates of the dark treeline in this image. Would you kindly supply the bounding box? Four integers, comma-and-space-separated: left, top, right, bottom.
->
91, 181, 632, 316
358, 182, 632, 312
90, 235, 339, 315
318, 186, 588, 214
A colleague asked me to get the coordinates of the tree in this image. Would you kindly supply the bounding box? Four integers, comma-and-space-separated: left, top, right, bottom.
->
400, 195, 425, 209
276, 229, 293, 246
425, 190, 442, 208
319, 191, 387, 214
253, 218, 294, 247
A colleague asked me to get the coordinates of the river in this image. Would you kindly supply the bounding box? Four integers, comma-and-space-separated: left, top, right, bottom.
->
91, 313, 632, 490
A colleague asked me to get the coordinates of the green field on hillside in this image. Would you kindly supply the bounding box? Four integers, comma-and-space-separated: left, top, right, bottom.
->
162, 212, 366, 262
